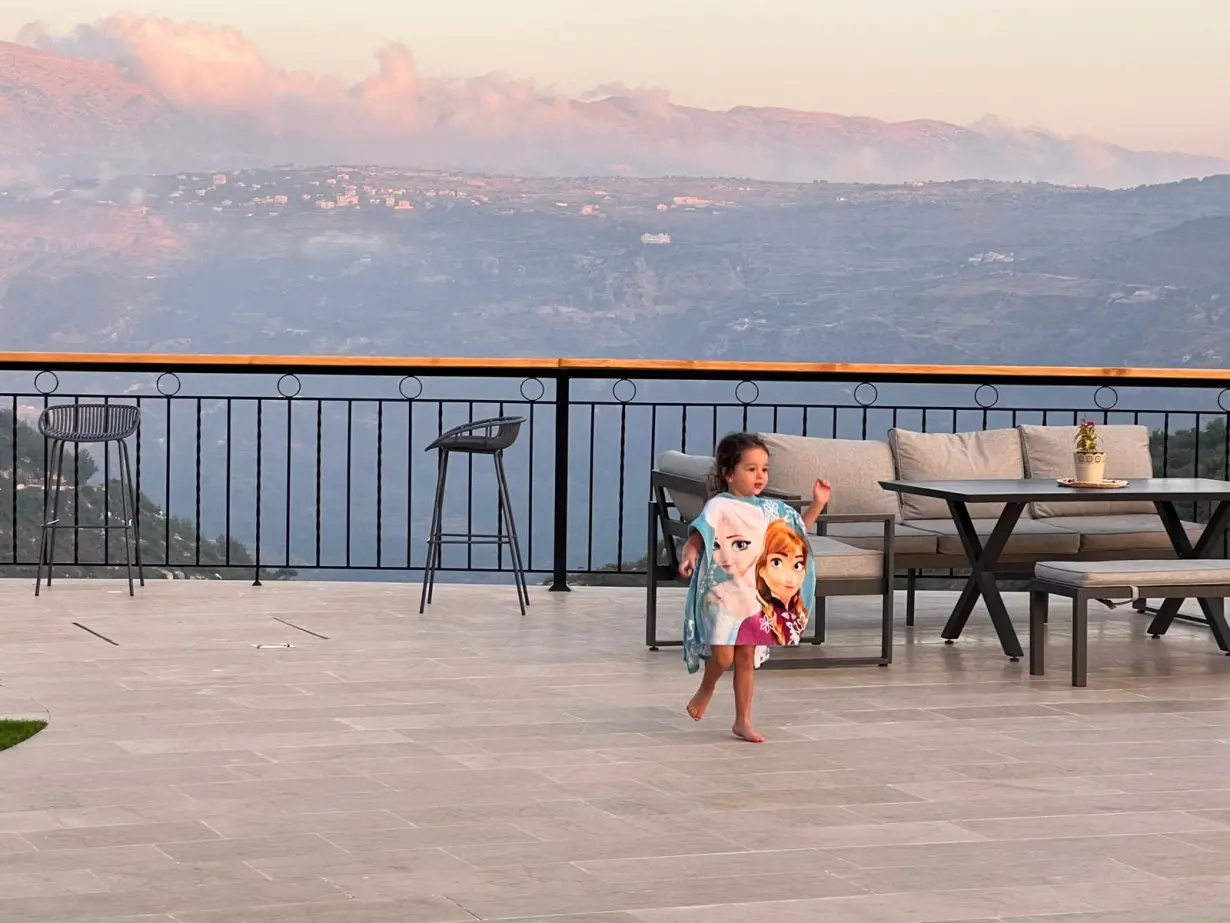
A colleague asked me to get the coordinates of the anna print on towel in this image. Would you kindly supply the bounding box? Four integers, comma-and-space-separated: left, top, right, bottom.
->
682, 493, 816, 674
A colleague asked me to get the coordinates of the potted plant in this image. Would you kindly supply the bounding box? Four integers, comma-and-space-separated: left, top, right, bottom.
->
1074, 420, 1106, 483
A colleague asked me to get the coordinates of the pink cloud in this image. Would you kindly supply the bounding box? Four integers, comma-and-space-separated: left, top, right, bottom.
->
13, 14, 1229, 186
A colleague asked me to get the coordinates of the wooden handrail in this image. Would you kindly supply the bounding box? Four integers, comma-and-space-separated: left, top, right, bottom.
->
0, 351, 1227, 384
558, 358, 1230, 382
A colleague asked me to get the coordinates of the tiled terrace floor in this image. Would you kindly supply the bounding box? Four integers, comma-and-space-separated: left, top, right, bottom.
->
4, 580, 1230, 923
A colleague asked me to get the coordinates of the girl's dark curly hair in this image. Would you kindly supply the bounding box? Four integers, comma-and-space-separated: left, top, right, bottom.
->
708, 432, 769, 495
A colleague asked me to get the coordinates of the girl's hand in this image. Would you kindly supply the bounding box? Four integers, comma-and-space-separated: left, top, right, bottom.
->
679, 554, 697, 579
812, 478, 832, 509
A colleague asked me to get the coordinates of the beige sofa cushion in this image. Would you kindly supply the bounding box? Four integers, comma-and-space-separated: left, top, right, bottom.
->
1018, 424, 1155, 518
910, 518, 1082, 556
759, 433, 898, 516
1042, 514, 1202, 553
807, 536, 883, 580
656, 451, 713, 522
1036, 559, 1230, 588
888, 428, 1025, 521
822, 521, 940, 555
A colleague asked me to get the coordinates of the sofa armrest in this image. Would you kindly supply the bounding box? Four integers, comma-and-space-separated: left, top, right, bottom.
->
813, 513, 895, 588
814, 511, 892, 538
816, 513, 895, 524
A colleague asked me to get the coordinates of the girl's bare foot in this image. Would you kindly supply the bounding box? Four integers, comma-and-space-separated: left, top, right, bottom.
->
732, 722, 765, 743
686, 687, 715, 722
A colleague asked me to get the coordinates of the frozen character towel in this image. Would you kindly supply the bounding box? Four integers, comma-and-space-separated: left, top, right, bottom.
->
682, 494, 815, 673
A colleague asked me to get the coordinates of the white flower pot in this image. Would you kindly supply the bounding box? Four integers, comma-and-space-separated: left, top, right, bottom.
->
1074, 451, 1106, 484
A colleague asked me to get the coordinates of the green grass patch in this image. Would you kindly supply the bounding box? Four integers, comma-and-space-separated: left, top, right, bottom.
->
0, 719, 46, 752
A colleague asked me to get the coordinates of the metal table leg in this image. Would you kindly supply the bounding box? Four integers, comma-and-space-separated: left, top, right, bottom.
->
939, 500, 1026, 660
1147, 500, 1230, 639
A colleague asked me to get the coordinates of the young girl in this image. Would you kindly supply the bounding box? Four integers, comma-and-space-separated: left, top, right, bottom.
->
679, 432, 830, 743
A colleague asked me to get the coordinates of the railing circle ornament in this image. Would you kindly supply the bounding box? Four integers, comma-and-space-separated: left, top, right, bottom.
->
974, 384, 1000, 409
277, 373, 302, 399
853, 382, 879, 407
734, 380, 760, 405
34, 370, 60, 395
519, 377, 546, 403
611, 378, 637, 404
398, 375, 423, 400
156, 372, 181, 397
1094, 385, 1119, 411
1219, 389, 1230, 413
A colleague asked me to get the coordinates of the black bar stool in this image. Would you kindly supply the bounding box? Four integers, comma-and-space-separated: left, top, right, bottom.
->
36, 404, 144, 596
420, 416, 529, 615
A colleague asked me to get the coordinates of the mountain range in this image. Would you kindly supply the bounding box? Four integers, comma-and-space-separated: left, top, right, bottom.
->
3, 16, 1228, 188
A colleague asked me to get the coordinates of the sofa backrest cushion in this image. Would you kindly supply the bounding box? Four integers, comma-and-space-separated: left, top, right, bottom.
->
888, 428, 1025, 520
758, 432, 898, 517
1018, 423, 1155, 517
655, 451, 714, 523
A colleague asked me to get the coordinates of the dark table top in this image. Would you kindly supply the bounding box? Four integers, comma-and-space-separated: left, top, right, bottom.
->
879, 477, 1230, 504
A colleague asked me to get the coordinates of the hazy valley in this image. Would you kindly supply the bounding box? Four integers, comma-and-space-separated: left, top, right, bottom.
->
2, 165, 1230, 368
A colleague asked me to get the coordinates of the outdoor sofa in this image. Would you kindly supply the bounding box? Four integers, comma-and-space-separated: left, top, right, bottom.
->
646, 424, 1201, 658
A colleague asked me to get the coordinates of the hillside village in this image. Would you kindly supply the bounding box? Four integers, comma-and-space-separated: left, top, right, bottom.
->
0, 165, 1063, 226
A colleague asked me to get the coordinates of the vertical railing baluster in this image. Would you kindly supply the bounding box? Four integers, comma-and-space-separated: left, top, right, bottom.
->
135, 394, 144, 567
103, 396, 112, 566
72, 396, 80, 566
1192, 411, 1203, 523
40, 390, 49, 567
196, 397, 203, 568
164, 394, 171, 569
1162, 412, 1171, 477
466, 400, 474, 571
616, 399, 628, 571
550, 373, 570, 591
1194, 412, 1202, 478
284, 394, 293, 570
316, 399, 324, 568
405, 397, 414, 569
528, 399, 537, 574
7, 396, 15, 564
345, 400, 353, 569
1223, 406, 1230, 558
376, 400, 384, 569
253, 397, 263, 586
587, 402, 596, 573
646, 401, 656, 574
497, 399, 506, 571
224, 398, 232, 567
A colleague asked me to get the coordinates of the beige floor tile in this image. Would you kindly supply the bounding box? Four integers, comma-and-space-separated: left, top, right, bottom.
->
4, 581, 1230, 920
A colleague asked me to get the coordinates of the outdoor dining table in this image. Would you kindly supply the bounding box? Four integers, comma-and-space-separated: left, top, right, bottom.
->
880, 478, 1230, 660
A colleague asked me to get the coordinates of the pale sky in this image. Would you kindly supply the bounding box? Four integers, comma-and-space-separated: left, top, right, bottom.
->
9, 0, 1229, 156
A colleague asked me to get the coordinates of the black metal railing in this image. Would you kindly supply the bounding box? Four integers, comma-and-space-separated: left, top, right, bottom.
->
1, 354, 1228, 586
